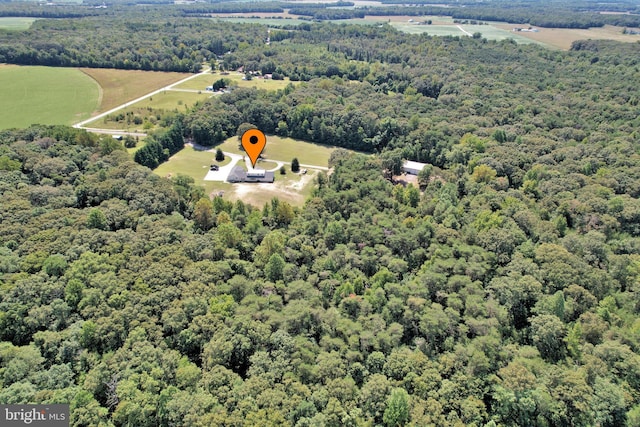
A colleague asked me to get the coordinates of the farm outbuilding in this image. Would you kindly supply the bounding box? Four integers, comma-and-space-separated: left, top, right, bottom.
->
402, 160, 428, 175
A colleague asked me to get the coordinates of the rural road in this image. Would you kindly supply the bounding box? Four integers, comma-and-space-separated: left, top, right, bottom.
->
77, 70, 331, 177
73, 67, 212, 133
457, 25, 473, 36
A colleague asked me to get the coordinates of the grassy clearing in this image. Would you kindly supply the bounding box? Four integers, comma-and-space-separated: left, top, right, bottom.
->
495, 24, 640, 50
154, 137, 333, 206
174, 71, 296, 92
0, 17, 37, 31
133, 90, 211, 110
217, 135, 335, 167
243, 160, 280, 171
79, 68, 191, 113
0, 65, 99, 129
84, 90, 209, 131
154, 145, 234, 179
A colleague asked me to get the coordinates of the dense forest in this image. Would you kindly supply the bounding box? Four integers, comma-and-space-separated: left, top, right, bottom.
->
2, 3, 640, 426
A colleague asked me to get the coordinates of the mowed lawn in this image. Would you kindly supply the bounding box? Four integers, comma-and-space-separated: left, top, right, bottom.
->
217, 135, 334, 167
0, 17, 37, 31
154, 145, 238, 199
79, 68, 192, 112
84, 90, 211, 131
174, 71, 296, 92
153, 137, 337, 206
0, 65, 99, 129
154, 145, 228, 179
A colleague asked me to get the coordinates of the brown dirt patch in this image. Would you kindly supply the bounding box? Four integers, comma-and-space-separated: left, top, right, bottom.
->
393, 173, 419, 187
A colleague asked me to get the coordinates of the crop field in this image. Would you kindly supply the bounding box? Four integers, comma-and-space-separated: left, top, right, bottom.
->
495, 24, 640, 50
216, 135, 336, 167
0, 17, 37, 31
393, 22, 543, 44
79, 68, 191, 113
0, 65, 99, 129
174, 71, 296, 92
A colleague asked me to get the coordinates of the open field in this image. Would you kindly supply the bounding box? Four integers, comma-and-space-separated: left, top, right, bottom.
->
153, 145, 318, 206
0, 17, 37, 31
154, 145, 235, 180
174, 71, 296, 92
85, 90, 210, 131
0, 65, 99, 129
393, 22, 543, 45
216, 135, 336, 167
79, 68, 191, 113
495, 24, 640, 50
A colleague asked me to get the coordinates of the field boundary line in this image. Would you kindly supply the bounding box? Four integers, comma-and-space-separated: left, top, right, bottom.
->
74, 67, 211, 130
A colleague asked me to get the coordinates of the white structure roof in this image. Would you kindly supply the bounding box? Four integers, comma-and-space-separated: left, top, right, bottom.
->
403, 160, 428, 172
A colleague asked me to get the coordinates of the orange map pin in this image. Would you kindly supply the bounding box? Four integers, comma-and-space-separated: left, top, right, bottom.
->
241, 129, 267, 168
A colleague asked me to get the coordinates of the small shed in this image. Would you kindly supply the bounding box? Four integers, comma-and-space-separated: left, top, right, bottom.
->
402, 160, 428, 175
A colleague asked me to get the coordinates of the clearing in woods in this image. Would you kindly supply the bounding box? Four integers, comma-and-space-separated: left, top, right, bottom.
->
0, 65, 99, 130
0, 17, 37, 31
216, 135, 335, 167
154, 137, 341, 206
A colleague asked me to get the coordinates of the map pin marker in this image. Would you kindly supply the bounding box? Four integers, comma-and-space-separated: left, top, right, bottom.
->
241, 129, 267, 168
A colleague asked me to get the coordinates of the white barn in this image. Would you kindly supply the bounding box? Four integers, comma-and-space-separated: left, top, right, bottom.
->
402, 160, 428, 175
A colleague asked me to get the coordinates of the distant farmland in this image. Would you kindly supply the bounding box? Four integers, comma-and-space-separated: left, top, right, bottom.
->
0, 17, 37, 31
0, 65, 99, 130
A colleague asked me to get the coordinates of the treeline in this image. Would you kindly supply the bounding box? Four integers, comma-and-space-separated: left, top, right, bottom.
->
289, 8, 365, 20
133, 119, 185, 169
0, 16, 266, 72
180, 3, 284, 15
0, 3, 100, 18
180, 81, 450, 164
